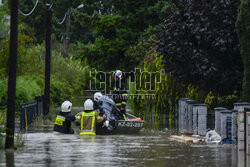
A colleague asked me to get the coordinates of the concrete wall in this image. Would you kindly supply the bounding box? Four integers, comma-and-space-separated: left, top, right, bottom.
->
178, 98, 207, 135
178, 99, 250, 149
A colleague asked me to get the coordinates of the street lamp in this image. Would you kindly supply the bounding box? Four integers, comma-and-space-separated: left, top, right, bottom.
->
65, 4, 84, 57
76, 4, 84, 9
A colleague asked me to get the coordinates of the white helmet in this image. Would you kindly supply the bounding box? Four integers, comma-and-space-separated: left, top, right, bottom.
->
84, 99, 94, 111
94, 92, 103, 101
61, 100, 72, 112
113, 70, 122, 79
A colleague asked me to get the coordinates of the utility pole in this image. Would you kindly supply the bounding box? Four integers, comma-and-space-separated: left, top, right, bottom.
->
65, 8, 70, 57
43, 3, 52, 116
5, 0, 18, 149
64, 4, 84, 57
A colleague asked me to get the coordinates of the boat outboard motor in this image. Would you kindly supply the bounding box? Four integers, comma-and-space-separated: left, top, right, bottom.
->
97, 95, 122, 130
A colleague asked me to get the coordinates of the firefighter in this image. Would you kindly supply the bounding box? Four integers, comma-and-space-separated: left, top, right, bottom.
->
112, 70, 128, 120
75, 99, 105, 135
53, 100, 75, 134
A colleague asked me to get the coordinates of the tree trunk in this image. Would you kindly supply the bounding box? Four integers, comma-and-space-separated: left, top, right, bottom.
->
44, 5, 52, 115
236, 0, 250, 102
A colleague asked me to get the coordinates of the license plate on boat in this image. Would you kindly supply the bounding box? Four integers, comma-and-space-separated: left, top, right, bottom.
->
118, 121, 144, 128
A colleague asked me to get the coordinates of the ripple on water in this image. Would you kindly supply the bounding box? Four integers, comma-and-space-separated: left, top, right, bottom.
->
0, 131, 240, 167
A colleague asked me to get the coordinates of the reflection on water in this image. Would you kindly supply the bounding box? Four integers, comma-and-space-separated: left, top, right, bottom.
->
0, 128, 247, 167
5, 150, 14, 167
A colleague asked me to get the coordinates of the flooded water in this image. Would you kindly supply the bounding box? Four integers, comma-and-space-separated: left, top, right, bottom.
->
1, 126, 248, 167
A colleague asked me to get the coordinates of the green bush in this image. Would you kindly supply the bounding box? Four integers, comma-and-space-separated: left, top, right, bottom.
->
50, 76, 73, 106
0, 111, 5, 149
0, 34, 35, 76
0, 2, 9, 41
0, 79, 7, 110
0, 75, 43, 117
52, 51, 89, 96
15, 76, 43, 116
204, 91, 238, 110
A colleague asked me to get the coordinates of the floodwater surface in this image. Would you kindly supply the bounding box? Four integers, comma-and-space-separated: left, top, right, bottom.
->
0, 128, 246, 167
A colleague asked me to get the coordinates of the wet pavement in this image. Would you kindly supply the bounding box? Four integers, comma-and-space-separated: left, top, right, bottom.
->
0, 127, 247, 167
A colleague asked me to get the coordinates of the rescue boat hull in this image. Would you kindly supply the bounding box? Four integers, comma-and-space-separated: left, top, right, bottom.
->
96, 113, 144, 135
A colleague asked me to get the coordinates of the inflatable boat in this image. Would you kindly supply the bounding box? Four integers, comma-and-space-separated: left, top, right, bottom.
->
96, 113, 144, 135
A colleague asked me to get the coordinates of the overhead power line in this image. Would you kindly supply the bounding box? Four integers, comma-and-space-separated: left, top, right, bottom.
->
55, 12, 67, 24
18, 0, 39, 16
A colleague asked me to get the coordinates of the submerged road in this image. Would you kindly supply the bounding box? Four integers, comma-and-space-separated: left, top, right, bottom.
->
0, 128, 242, 167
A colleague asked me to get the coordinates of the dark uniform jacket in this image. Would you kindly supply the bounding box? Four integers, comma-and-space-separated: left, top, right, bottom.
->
53, 111, 75, 134
112, 80, 128, 110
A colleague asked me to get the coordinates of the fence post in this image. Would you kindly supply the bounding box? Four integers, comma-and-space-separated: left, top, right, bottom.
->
186, 100, 196, 134
207, 110, 215, 130
198, 104, 207, 136
231, 110, 238, 144
246, 110, 250, 155
192, 104, 199, 135
192, 104, 207, 135
214, 107, 227, 135
234, 102, 250, 111
178, 98, 189, 134
35, 95, 43, 116
220, 110, 232, 141
20, 105, 24, 130
20, 100, 41, 131
175, 104, 178, 129
238, 109, 245, 151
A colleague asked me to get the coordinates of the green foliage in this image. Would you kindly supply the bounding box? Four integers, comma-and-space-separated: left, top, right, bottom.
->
50, 51, 91, 106
0, 34, 35, 76
0, 50, 90, 115
1, 0, 243, 126
0, 25, 91, 115
185, 84, 204, 102
128, 29, 206, 125
0, 75, 43, 117
91, 14, 124, 37
0, 2, 9, 41
50, 76, 73, 106
0, 79, 7, 110
204, 91, 238, 110
129, 52, 177, 121
75, 13, 136, 70
19, 0, 177, 71
159, 0, 242, 95
125, 26, 159, 70
15, 76, 43, 116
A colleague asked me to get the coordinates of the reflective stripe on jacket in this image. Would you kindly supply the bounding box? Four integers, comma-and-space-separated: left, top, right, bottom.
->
76, 111, 102, 135
80, 130, 96, 135
53, 112, 75, 134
